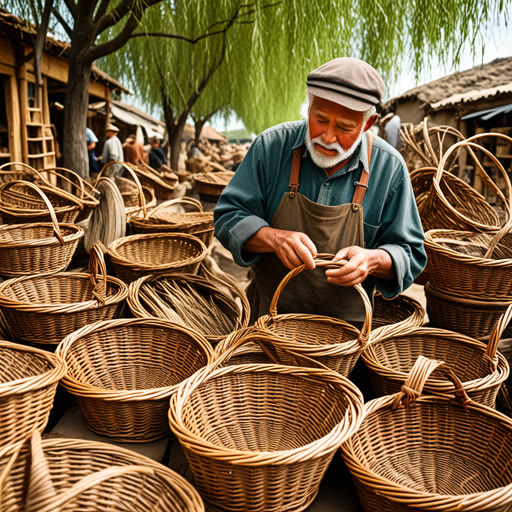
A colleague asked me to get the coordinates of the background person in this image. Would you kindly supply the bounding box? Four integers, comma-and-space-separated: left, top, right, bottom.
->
101, 123, 124, 176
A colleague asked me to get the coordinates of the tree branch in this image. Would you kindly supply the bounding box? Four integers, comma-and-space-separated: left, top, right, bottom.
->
62, 0, 77, 18
93, 0, 112, 25
94, 0, 161, 36
34, 0, 54, 86
52, 6, 73, 38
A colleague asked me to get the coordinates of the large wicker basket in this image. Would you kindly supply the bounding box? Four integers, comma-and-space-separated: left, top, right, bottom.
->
425, 281, 512, 340
56, 317, 213, 442
108, 231, 207, 284
255, 256, 372, 376
127, 272, 250, 345
194, 171, 234, 203
361, 305, 512, 407
341, 356, 512, 512
424, 227, 512, 298
0, 340, 65, 447
168, 334, 364, 512
130, 161, 177, 200
0, 182, 83, 277
0, 244, 128, 348
0, 431, 204, 512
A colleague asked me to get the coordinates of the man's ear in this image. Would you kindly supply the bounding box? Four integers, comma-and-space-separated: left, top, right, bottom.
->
363, 114, 379, 132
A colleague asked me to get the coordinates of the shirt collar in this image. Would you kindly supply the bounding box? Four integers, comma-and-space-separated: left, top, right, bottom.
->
297, 119, 370, 177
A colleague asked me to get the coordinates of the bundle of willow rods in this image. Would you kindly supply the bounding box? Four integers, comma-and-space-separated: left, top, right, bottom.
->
139, 278, 238, 336
84, 177, 126, 254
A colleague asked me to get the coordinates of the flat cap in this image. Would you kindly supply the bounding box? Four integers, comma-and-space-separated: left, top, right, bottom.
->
307, 57, 385, 111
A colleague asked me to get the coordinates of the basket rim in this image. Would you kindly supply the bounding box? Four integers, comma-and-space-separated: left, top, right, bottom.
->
0, 223, 84, 248
425, 281, 512, 306
108, 232, 207, 270
0, 339, 66, 395
0, 271, 128, 313
169, 361, 364, 465
56, 317, 214, 401
424, 229, 512, 267
341, 392, 512, 510
362, 326, 510, 394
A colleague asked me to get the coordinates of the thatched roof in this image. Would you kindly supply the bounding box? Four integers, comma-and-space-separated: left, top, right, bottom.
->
0, 8, 129, 94
385, 57, 512, 111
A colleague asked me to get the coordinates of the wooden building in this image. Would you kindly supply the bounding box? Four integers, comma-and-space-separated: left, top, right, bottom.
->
0, 8, 127, 169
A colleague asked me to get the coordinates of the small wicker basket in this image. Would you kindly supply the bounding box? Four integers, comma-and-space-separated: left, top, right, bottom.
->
0, 244, 128, 348
108, 232, 207, 284
56, 317, 214, 442
0, 181, 83, 277
194, 171, 234, 203
0, 431, 204, 512
255, 256, 372, 376
0, 340, 65, 447
362, 305, 512, 407
341, 356, 512, 512
168, 334, 364, 511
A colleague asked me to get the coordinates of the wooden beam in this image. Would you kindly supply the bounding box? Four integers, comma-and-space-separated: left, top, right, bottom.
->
0, 37, 16, 67
6, 75, 23, 162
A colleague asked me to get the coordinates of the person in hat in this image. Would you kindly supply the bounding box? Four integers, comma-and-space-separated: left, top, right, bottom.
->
214, 57, 426, 325
101, 123, 124, 176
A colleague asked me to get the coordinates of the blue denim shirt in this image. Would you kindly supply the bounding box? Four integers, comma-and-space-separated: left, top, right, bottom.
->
214, 120, 426, 298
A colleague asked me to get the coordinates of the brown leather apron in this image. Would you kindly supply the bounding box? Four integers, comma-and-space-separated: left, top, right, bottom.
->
247, 131, 374, 324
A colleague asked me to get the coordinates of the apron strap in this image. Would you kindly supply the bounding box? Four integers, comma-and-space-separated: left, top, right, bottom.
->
352, 131, 375, 205
289, 146, 303, 198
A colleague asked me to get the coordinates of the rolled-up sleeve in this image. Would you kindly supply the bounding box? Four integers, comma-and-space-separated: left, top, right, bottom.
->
370, 165, 426, 298
214, 138, 269, 267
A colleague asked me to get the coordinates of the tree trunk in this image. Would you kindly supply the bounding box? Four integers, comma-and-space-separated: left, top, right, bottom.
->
163, 93, 189, 171
62, 54, 92, 178
194, 119, 206, 143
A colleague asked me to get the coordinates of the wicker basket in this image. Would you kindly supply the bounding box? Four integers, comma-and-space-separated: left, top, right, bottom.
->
424, 138, 512, 232
362, 305, 512, 407
213, 327, 273, 366
341, 356, 512, 512
0, 182, 83, 277
56, 317, 213, 442
127, 272, 250, 345
0, 431, 204, 512
0, 244, 128, 348
130, 161, 177, 200
424, 227, 512, 298
168, 334, 364, 512
254, 256, 372, 376
194, 171, 234, 203
0, 178, 84, 224
371, 291, 425, 340
108, 232, 207, 284
0, 340, 65, 447
425, 281, 512, 340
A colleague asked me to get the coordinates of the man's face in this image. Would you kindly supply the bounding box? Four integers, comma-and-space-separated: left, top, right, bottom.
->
306, 96, 365, 169
105, 130, 116, 138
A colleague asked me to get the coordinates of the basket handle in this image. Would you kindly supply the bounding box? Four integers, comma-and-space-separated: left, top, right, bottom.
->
150, 196, 203, 217
0, 180, 64, 244
268, 254, 372, 346
95, 161, 147, 219
485, 304, 512, 368
436, 139, 512, 226
0, 161, 39, 179
484, 218, 512, 259
88, 242, 108, 305
38, 167, 87, 202
391, 355, 470, 410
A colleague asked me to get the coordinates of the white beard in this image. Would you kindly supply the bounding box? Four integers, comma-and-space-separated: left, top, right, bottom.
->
305, 124, 364, 170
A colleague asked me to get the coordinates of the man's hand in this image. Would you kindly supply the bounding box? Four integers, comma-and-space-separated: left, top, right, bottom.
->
244, 227, 317, 270
325, 246, 396, 286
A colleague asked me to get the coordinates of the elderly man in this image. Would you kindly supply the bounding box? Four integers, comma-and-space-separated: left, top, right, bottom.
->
101, 123, 124, 176
214, 57, 426, 325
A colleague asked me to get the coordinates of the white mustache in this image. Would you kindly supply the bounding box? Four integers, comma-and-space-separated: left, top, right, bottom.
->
311, 136, 343, 153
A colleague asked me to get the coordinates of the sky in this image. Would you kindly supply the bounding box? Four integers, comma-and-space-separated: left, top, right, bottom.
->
211, 15, 512, 134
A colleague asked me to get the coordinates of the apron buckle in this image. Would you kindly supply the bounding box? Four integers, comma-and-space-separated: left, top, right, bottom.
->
352, 204, 360, 212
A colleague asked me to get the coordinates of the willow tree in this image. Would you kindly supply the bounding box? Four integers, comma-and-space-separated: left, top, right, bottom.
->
102, 0, 509, 161
4, 0, 257, 177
